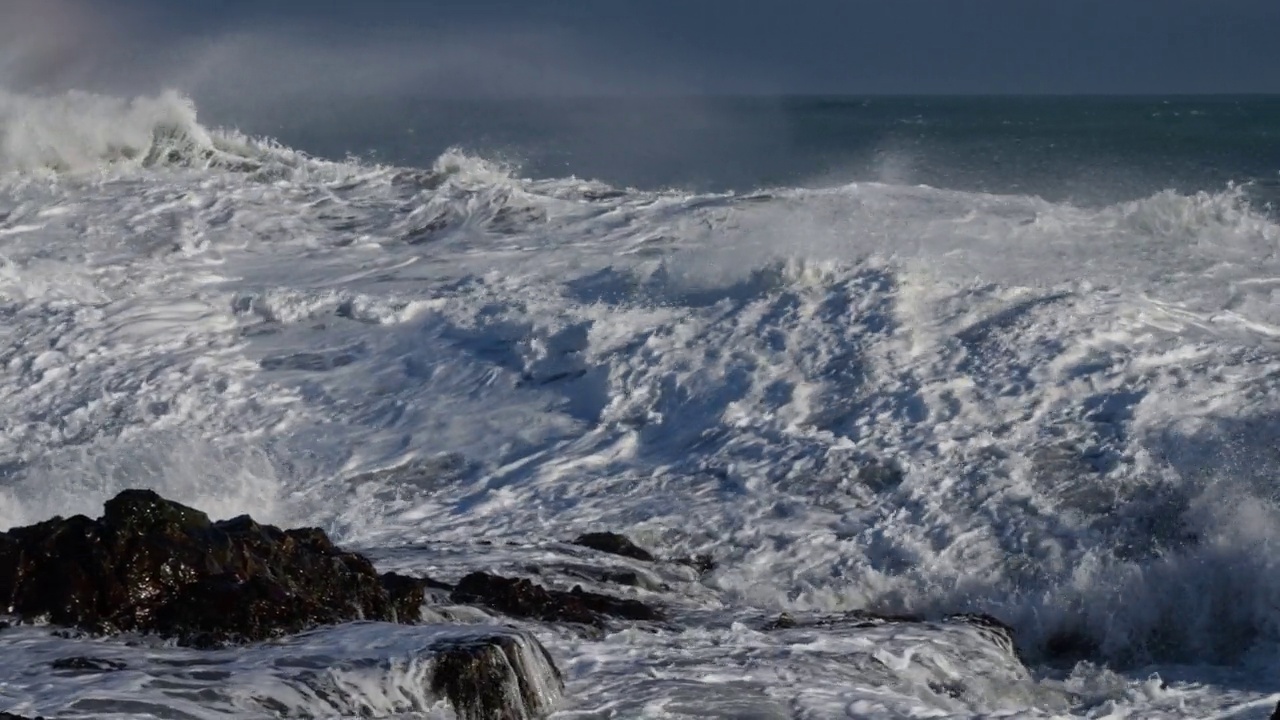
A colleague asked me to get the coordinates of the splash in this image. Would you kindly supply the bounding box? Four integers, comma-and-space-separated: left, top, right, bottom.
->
0, 88, 295, 175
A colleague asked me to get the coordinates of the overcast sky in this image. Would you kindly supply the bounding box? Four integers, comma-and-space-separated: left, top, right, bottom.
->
4, 0, 1279, 96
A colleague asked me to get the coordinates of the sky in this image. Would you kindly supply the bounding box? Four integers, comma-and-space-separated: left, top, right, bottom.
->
2, 0, 1279, 97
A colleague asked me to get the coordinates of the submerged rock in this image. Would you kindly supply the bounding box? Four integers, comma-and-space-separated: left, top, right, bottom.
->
570, 532, 716, 576
761, 609, 924, 632
452, 572, 664, 627
673, 553, 717, 575
762, 610, 1026, 666
0, 489, 424, 645
571, 532, 656, 562
430, 630, 564, 720
50, 656, 127, 672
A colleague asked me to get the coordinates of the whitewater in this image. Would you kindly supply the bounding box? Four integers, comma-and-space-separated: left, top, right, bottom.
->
3, 89, 1280, 719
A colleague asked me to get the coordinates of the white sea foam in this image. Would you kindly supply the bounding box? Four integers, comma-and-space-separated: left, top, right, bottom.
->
3, 89, 1280, 718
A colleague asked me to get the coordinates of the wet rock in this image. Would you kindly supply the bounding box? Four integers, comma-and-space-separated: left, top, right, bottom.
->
673, 553, 717, 575
945, 613, 1024, 663
858, 459, 905, 492
569, 566, 646, 589
50, 656, 127, 672
765, 612, 798, 630
0, 713, 44, 720
761, 609, 925, 632
0, 489, 424, 645
451, 572, 664, 627
1042, 629, 1100, 664
430, 630, 564, 720
571, 532, 655, 562
928, 679, 967, 699
380, 571, 451, 624
1271, 700, 1280, 720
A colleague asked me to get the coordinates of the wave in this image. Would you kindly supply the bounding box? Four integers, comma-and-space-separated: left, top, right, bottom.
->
4, 88, 1280, 677
0, 88, 305, 175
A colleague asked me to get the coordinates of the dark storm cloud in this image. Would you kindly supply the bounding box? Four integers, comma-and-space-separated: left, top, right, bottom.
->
4, 0, 1279, 95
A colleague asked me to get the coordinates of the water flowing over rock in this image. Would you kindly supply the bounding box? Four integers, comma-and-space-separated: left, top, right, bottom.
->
571, 532, 656, 562
430, 630, 564, 720
452, 572, 664, 627
0, 491, 569, 718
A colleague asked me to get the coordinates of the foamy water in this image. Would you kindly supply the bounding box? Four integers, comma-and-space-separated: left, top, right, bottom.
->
3, 89, 1280, 718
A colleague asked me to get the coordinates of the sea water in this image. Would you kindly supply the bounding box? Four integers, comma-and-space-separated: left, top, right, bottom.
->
1, 90, 1280, 718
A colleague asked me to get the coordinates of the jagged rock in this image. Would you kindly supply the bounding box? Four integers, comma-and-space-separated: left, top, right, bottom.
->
0, 489, 424, 645
673, 553, 717, 574
6, 625, 564, 720
430, 631, 565, 720
949, 614, 1020, 656
50, 656, 127, 672
570, 533, 716, 576
451, 572, 664, 627
0, 713, 43, 720
380, 571, 447, 623
571, 532, 656, 562
1270, 700, 1280, 720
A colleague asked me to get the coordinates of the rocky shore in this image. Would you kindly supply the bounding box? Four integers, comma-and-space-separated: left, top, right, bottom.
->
0, 490, 1037, 719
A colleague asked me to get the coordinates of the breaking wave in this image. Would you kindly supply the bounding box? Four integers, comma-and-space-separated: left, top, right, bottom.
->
0, 88, 303, 175
3, 88, 1280, 709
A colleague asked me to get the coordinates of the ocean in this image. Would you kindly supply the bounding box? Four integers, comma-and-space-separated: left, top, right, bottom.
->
2, 89, 1280, 718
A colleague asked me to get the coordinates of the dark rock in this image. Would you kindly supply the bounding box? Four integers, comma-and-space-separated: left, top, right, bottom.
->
762, 609, 925, 632
50, 656, 127, 672
858, 459, 905, 492
673, 554, 717, 574
430, 631, 564, 720
928, 679, 966, 699
1271, 700, 1280, 720
548, 562, 663, 591
1043, 629, 1099, 663
565, 584, 663, 623
762, 610, 1027, 667
765, 613, 797, 630
451, 572, 664, 627
595, 570, 643, 588
945, 613, 1023, 663
571, 532, 655, 562
0, 489, 424, 645
380, 572, 453, 624
0, 713, 45, 720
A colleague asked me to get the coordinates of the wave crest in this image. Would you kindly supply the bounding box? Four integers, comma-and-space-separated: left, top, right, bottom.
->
0, 88, 294, 175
